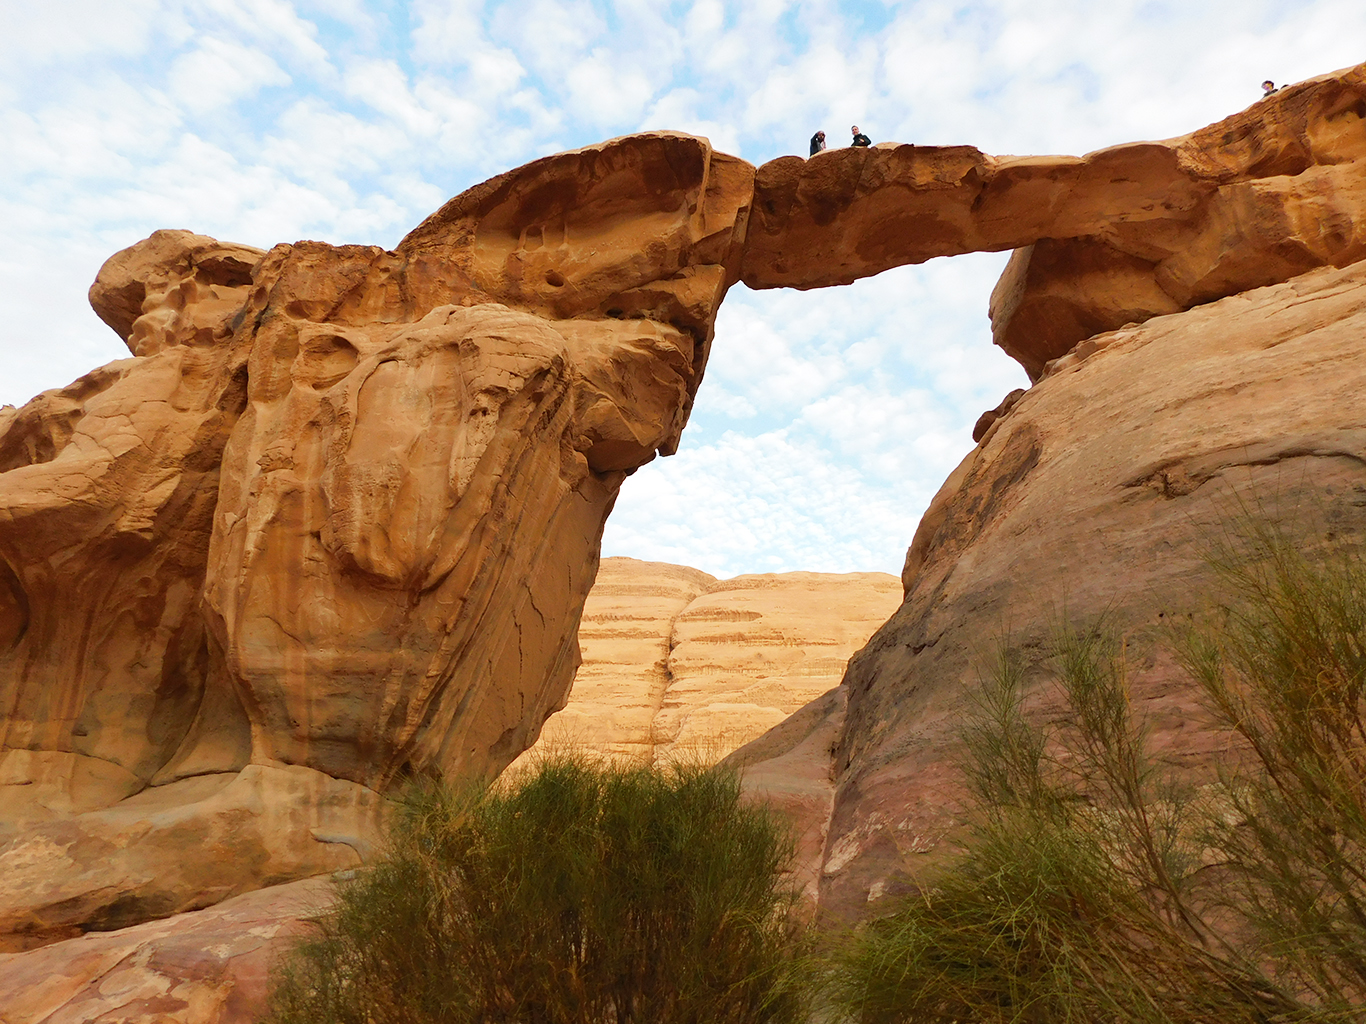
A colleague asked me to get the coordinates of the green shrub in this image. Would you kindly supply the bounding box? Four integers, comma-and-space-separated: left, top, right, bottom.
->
827, 526, 1366, 1023
265, 756, 808, 1024
1184, 525, 1366, 1014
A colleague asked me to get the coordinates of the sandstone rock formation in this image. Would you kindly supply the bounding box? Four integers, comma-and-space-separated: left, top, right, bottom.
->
733, 256, 1366, 919
0, 132, 752, 952
509, 557, 900, 769
743, 63, 1366, 376
0, 558, 898, 1021
656, 570, 902, 759
3, 58, 1366, 1021
507, 558, 718, 767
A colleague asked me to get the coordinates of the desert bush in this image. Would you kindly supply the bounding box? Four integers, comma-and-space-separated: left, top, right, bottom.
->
1183, 525, 1366, 1014
827, 525, 1366, 1023
265, 755, 808, 1024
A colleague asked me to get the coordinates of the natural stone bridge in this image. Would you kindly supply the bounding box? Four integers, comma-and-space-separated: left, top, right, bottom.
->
0, 62, 1363, 951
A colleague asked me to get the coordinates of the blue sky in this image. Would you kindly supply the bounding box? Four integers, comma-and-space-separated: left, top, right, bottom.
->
2, 0, 1361, 576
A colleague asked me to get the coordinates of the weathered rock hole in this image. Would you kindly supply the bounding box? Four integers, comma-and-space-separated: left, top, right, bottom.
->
305, 334, 360, 391
195, 254, 255, 289
545, 270, 566, 287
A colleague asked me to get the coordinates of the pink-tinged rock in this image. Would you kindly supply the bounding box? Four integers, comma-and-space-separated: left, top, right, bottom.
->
805, 257, 1366, 919
0, 878, 326, 1024
724, 685, 851, 909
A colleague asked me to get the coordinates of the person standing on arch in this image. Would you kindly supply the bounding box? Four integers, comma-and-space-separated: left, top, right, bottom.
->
810, 130, 827, 156
851, 125, 872, 147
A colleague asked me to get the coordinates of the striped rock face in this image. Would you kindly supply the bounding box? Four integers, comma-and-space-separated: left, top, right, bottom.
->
508, 557, 900, 769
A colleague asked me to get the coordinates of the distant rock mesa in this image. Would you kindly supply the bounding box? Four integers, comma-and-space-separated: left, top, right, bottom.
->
508, 558, 900, 769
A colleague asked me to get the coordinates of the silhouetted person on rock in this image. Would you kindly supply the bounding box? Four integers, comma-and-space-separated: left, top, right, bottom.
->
851, 125, 872, 147
810, 130, 826, 156
1262, 80, 1279, 97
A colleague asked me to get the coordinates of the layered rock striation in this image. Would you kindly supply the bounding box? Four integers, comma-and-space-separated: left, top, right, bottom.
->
509, 558, 900, 769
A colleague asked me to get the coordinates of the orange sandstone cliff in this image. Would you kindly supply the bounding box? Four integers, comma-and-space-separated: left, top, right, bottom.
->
0, 132, 752, 955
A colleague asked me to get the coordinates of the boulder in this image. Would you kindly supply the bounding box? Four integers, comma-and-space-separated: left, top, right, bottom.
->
0, 879, 325, 1024
0, 765, 376, 952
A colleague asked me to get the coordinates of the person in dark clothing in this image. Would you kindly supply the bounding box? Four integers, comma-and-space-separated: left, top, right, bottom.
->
1262, 80, 1278, 97
850, 125, 871, 147
810, 130, 826, 155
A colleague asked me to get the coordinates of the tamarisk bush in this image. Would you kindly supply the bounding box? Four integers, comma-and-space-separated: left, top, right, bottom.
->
828, 527, 1366, 1023
266, 756, 808, 1024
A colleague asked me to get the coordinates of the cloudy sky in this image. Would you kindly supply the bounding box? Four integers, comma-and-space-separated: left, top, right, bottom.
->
2, 1, 1361, 577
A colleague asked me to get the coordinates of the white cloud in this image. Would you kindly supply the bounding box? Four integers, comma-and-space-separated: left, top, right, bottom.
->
564, 50, 661, 128
344, 59, 445, 136
0, 239, 132, 409
2, 77, 184, 184
603, 429, 924, 577
195, 0, 335, 78
293, 0, 379, 33
489, 0, 605, 80
264, 97, 412, 183
705, 301, 850, 415
639, 88, 742, 154
0, 0, 165, 71
168, 36, 292, 112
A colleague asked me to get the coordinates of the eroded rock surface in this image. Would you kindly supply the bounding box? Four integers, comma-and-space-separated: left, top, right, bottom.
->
0, 132, 752, 952
0, 765, 375, 951
0, 879, 325, 1024
729, 257, 1366, 920
507, 558, 718, 767
655, 570, 902, 760
4, 60, 1366, 1018
510, 557, 900, 769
